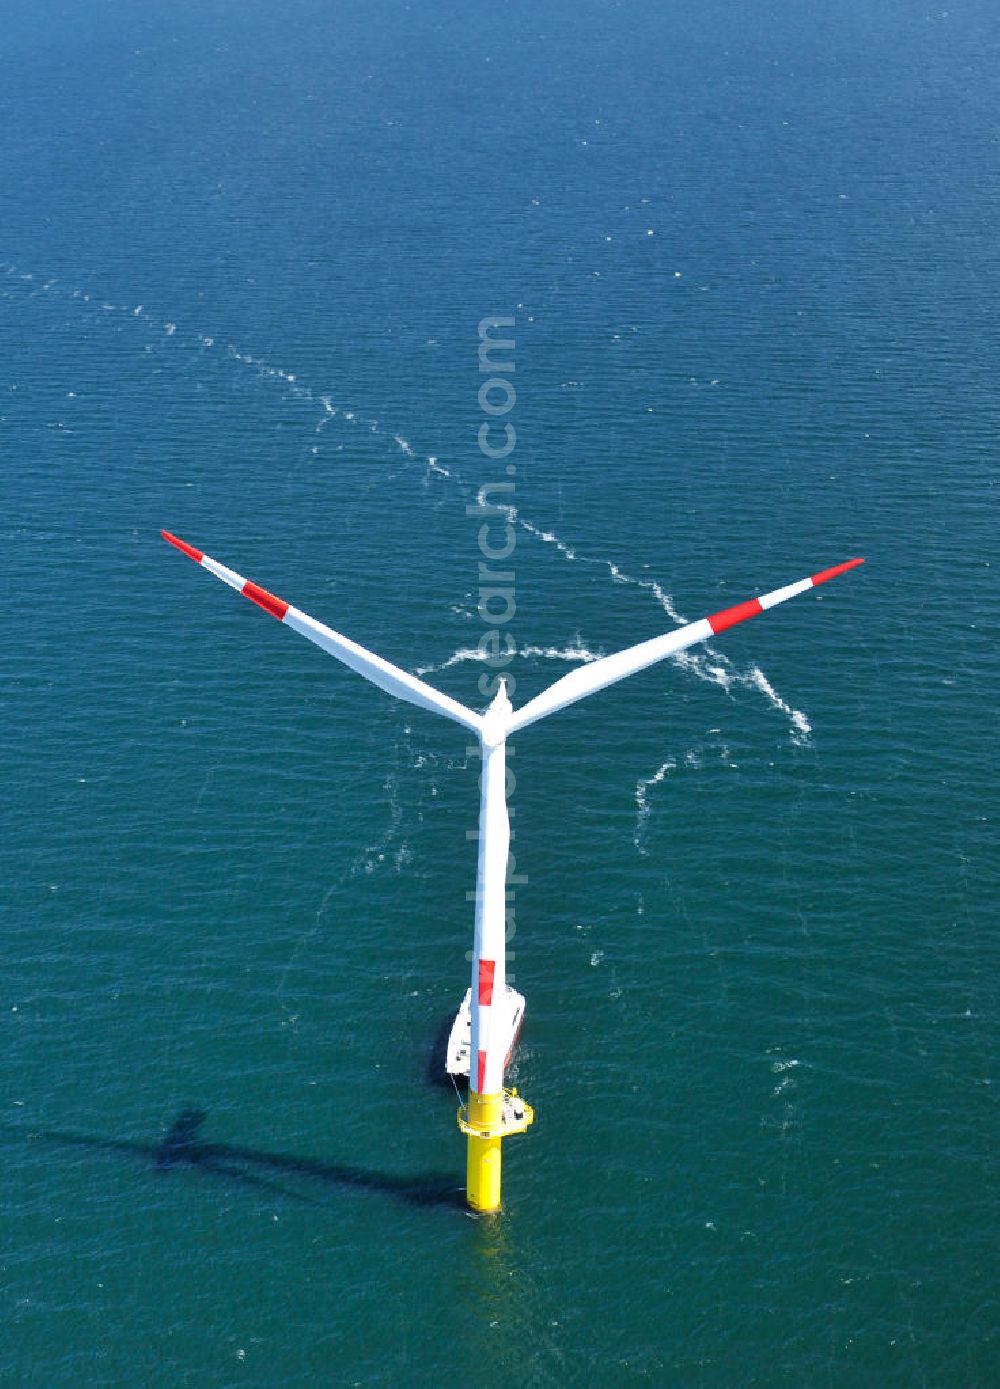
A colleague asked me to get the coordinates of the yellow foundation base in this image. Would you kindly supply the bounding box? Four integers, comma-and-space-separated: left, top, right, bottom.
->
465, 1091, 503, 1212
458, 1089, 534, 1213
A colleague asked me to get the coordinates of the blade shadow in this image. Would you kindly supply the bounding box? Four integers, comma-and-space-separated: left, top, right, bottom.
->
30, 1108, 466, 1212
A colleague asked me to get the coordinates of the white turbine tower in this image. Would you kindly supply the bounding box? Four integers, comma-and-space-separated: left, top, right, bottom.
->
161, 530, 863, 1211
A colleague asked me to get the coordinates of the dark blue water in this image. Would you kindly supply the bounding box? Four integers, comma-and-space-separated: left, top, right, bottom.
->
2, 2, 997, 1383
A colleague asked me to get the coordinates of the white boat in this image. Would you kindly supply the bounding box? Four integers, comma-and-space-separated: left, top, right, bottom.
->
446, 986, 526, 1079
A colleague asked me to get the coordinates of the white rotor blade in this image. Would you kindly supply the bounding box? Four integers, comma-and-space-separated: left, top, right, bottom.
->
162, 531, 483, 735
506, 559, 864, 735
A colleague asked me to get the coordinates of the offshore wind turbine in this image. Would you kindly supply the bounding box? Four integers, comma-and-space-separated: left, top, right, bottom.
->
161, 530, 863, 1212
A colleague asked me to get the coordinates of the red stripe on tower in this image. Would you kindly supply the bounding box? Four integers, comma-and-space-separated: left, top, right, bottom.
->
242, 581, 290, 621
708, 597, 763, 635
477, 1050, 487, 1093
161, 530, 204, 564
478, 959, 495, 1006
811, 558, 865, 586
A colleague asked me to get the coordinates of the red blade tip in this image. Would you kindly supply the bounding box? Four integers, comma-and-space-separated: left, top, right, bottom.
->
161, 530, 204, 563
812, 557, 864, 586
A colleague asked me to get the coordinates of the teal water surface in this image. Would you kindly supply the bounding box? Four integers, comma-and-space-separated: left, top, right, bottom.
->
1, 2, 997, 1384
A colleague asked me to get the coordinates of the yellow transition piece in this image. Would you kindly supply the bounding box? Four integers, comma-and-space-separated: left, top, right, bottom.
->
459, 1089, 534, 1213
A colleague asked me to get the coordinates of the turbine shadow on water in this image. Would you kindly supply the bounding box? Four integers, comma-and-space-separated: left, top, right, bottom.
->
34, 1108, 467, 1212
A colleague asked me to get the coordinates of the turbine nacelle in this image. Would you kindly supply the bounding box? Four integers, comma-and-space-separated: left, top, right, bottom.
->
481, 678, 513, 748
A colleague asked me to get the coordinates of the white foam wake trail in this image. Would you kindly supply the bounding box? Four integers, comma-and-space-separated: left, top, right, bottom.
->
632, 737, 740, 851
513, 515, 577, 561
634, 759, 675, 851
414, 640, 602, 678
743, 665, 812, 743
520, 641, 599, 663
0, 264, 390, 456
413, 647, 482, 677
